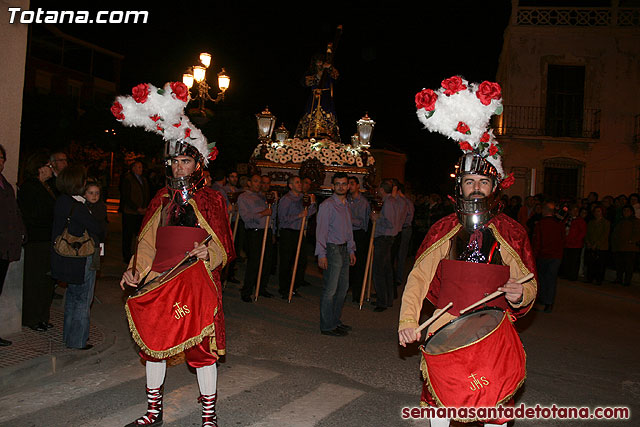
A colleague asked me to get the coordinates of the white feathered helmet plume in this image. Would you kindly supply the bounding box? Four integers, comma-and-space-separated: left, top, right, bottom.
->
415, 76, 515, 231
414, 75, 514, 189
110, 82, 218, 165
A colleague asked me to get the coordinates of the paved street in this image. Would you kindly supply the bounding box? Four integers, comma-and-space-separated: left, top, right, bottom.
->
0, 213, 638, 426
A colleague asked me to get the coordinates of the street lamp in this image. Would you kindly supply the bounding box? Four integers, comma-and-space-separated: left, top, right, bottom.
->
181, 51, 230, 115
356, 113, 375, 148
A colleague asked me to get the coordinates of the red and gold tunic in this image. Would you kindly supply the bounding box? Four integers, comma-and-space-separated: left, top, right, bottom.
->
398, 213, 537, 422
126, 187, 235, 367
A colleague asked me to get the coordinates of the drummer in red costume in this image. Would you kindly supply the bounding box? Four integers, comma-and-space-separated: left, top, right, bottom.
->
398, 76, 537, 427
113, 82, 234, 427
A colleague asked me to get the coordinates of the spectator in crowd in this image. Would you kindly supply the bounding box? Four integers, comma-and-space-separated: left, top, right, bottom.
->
302, 177, 313, 194
584, 205, 610, 286
87, 159, 110, 199
277, 176, 317, 299
614, 195, 628, 225
601, 195, 616, 223
51, 165, 103, 350
224, 170, 245, 266
505, 195, 522, 221
17, 151, 57, 332
315, 172, 355, 336
532, 201, 565, 313
611, 205, 640, 286
560, 205, 587, 281
46, 151, 68, 197
0, 144, 26, 346
526, 202, 543, 240
210, 169, 230, 208
347, 176, 370, 302
239, 175, 249, 191
371, 179, 398, 312
518, 195, 537, 229
119, 161, 150, 263
84, 181, 108, 272
629, 193, 640, 219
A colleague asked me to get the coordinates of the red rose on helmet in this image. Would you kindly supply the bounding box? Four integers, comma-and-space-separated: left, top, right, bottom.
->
150, 115, 161, 122
476, 81, 502, 106
415, 88, 438, 111
459, 141, 473, 151
170, 82, 189, 102
456, 121, 470, 134
111, 102, 124, 120
441, 76, 467, 96
185, 128, 191, 138
488, 143, 499, 156
132, 83, 149, 104
500, 173, 515, 189
208, 146, 218, 161
480, 132, 491, 143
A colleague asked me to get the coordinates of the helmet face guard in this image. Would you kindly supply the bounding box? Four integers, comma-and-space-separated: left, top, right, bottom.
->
165, 140, 205, 205
454, 153, 502, 231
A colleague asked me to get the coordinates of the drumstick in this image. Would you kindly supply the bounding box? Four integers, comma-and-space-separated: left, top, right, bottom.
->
459, 272, 535, 315
416, 302, 453, 333
254, 212, 272, 301
135, 234, 213, 293
288, 207, 308, 303
132, 236, 139, 276
232, 203, 241, 242
359, 218, 377, 309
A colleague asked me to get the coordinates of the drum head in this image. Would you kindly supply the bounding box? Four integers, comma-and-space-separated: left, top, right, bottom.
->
423, 308, 503, 355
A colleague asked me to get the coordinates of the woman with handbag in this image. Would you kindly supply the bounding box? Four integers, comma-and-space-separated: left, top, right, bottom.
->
51, 165, 103, 350
17, 151, 57, 332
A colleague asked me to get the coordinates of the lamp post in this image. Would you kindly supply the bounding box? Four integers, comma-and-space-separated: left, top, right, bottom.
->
256, 107, 276, 159
274, 123, 289, 143
356, 113, 375, 148
182, 52, 230, 116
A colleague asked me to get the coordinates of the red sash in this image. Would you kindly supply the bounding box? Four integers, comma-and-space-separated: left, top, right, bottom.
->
125, 260, 219, 358
151, 226, 208, 273
432, 259, 510, 316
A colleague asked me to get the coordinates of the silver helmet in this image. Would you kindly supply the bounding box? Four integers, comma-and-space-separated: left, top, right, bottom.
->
454, 153, 502, 232
165, 140, 205, 205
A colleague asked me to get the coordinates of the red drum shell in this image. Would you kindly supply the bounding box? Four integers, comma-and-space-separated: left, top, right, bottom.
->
419, 308, 526, 421
125, 259, 219, 359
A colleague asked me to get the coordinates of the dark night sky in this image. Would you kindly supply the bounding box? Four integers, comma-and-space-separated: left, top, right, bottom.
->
29, 1, 513, 192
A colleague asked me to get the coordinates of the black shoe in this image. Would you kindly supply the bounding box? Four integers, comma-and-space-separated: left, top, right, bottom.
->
67, 344, 93, 350
321, 328, 348, 337
0, 337, 11, 346
337, 324, 352, 332
259, 291, 274, 298
241, 295, 253, 303
227, 276, 240, 284
373, 307, 387, 312
28, 324, 47, 332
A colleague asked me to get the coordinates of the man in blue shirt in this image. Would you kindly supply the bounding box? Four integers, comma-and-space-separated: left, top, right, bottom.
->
347, 176, 370, 302
394, 183, 415, 289
238, 174, 274, 302
277, 176, 317, 299
372, 179, 398, 312
315, 172, 356, 336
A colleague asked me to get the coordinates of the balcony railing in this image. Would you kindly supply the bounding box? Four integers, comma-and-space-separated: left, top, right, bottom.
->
494, 106, 600, 139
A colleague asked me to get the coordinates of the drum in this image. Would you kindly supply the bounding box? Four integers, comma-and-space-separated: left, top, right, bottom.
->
420, 308, 526, 421
125, 259, 220, 359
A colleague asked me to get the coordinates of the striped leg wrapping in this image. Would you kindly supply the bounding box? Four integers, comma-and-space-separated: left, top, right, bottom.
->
199, 393, 218, 427
126, 387, 163, 426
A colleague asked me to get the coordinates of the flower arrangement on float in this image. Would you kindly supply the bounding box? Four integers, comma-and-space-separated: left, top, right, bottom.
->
251, 138, 375, 168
